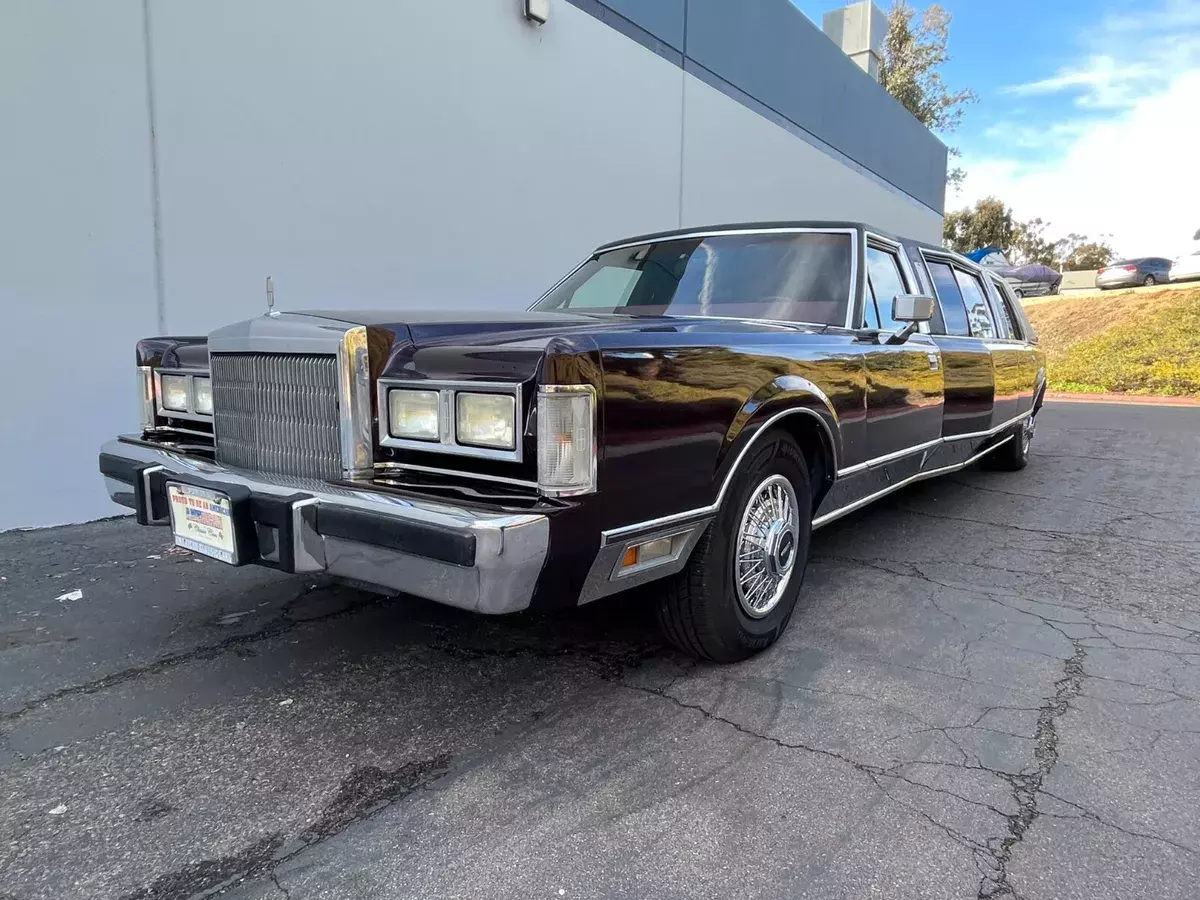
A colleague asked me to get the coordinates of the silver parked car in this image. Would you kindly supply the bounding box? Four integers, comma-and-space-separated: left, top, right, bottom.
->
1096, 257, 1173, 289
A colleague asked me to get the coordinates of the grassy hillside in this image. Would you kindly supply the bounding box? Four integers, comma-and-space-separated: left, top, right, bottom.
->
1025, 285, 1200, 397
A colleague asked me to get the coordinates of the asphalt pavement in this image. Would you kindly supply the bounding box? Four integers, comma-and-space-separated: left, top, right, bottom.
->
2, 400, 1199, 900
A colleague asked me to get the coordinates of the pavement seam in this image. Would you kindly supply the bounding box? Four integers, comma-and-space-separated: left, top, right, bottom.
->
977, 640, 1085, 900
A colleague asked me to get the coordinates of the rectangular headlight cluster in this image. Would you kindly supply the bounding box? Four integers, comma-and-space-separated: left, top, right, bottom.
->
154, 371, 213, 418
385, 388, 517, 451
380, 382, 596, 495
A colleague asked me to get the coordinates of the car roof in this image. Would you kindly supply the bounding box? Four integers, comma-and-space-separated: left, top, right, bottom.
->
591, 220, 991, 272
592, 221, 876, 252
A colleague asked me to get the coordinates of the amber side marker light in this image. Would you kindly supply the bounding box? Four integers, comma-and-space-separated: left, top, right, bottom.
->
620, 537, 674, 570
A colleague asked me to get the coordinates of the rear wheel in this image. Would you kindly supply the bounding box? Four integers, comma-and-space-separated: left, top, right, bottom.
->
656, 431, 811, 662
984, 412, 1036, 471
1143, 275, 1156, 286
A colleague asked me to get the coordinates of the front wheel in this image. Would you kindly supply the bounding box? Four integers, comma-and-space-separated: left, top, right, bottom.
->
656, 431, 811, 662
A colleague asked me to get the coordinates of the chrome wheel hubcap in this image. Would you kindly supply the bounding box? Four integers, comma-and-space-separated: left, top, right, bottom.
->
735, 474, 800, 618
1023, 415, 1036, 454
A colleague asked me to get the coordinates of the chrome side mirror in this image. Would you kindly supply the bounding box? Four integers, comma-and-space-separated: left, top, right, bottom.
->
886, 294, 936, 345
892, 294, 936, 323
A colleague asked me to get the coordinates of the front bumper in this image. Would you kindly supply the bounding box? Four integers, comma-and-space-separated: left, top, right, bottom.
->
99, 437, 549, 614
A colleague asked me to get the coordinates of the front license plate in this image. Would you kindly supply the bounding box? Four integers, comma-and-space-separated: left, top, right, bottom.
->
167, 483, 238, 564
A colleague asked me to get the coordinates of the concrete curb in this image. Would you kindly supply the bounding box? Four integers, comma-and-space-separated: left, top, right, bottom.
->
1045, 392, 1200, 407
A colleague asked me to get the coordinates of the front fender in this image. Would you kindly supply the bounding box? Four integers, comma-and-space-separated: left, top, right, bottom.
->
713, 375, 843, 502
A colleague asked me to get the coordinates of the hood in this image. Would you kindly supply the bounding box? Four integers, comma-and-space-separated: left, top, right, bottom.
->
209, 308, 832, 384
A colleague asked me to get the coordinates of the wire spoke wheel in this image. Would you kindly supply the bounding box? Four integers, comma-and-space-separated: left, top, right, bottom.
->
1022, 413, 1036, 454
734, 474, 800, 618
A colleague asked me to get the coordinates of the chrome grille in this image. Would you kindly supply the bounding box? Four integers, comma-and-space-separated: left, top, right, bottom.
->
211, 353, 342, 480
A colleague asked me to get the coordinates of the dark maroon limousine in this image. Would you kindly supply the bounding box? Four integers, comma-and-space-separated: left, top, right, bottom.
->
99, 222, 1046, 661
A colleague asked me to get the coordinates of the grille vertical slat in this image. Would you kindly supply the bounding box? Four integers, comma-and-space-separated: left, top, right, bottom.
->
211, 353, 341, 480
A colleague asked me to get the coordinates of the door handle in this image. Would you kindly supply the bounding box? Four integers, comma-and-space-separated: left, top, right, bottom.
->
927, 352, 940, 371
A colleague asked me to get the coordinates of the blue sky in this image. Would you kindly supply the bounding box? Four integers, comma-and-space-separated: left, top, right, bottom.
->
792, 0, 1200, 255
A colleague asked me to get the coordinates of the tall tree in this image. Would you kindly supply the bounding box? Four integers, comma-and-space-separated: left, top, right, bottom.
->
942, 198, 1117, 268
879, 1, 976, 189
1059, 236, 1115, 271
943, 197, 1013, 254
1010, 218, 1058, 266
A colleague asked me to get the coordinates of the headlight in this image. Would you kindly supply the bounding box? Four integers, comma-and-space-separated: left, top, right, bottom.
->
537, 386, 596, 495
193, 377, 213, 415
456, 393, 516, 450
159, 374, 190, 412
389, 389, 440, 441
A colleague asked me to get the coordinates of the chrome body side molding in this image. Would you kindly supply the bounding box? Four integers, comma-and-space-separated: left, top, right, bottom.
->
813, 436, 1013, 529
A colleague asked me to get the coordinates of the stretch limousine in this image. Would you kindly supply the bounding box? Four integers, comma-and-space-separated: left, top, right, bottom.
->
99, 222, 1045, 662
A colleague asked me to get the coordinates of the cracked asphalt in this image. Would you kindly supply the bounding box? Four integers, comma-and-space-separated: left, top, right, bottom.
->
2, 400, 1199, 900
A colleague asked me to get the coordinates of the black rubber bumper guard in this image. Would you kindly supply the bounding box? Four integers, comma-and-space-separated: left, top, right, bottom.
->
98, 451, 476, 573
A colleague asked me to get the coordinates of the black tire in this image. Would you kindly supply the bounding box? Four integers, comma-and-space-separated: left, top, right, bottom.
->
983, 412, 1035, 471
1143, 275, 1156, 286
656, 431, 811, 663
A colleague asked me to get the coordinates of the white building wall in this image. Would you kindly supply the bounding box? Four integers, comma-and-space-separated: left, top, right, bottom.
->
0, 0, 159, 530
150, 0, 685, 333
0, 0, 943, 530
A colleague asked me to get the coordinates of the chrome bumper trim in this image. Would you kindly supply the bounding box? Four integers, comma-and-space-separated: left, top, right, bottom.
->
101, 438, 549, 614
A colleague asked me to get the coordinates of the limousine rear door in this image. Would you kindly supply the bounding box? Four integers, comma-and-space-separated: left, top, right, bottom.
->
921, 254, 996, 439
986, 274, 1039, 416
854, 238, 944, 473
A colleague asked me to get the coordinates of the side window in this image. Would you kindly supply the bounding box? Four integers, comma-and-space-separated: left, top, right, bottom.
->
994, 279, 1026, 341
986, 278, 1016, 339
866, 245, 910, 332
954, 269, 997, 338
925, 260, 971, 336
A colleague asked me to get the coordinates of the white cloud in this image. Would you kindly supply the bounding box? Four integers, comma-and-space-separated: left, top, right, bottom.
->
1002, 56, 1158, 109
957, 1, 1200, 257
956, 70, 1200, 257
1001, 0, 1200, 109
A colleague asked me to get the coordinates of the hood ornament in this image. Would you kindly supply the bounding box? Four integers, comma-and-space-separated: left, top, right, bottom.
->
265, 276, 278, 317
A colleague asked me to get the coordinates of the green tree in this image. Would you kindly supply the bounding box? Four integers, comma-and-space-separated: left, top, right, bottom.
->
1010, 217, 1061, 266
1059, 237, 1115, 271
943, 196, 1014, 254
879, 1, 977, 189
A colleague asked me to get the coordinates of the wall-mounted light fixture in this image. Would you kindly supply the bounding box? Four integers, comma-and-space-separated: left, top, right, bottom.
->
524, 0, 549, 25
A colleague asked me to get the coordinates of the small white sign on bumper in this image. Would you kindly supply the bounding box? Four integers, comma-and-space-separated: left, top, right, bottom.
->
167, 483, 237, 564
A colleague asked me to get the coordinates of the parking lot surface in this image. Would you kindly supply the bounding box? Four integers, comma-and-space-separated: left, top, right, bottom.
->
2, 400, 1199, 900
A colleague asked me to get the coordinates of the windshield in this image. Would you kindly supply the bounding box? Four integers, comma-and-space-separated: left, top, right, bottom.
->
534, 232, 853, 326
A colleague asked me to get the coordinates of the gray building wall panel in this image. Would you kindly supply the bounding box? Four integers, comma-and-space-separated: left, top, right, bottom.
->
596, 0, 687, 50
684, 0, 947, 213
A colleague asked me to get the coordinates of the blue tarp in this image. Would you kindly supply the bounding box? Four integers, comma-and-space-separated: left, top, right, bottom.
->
965, 247, 1003, 263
